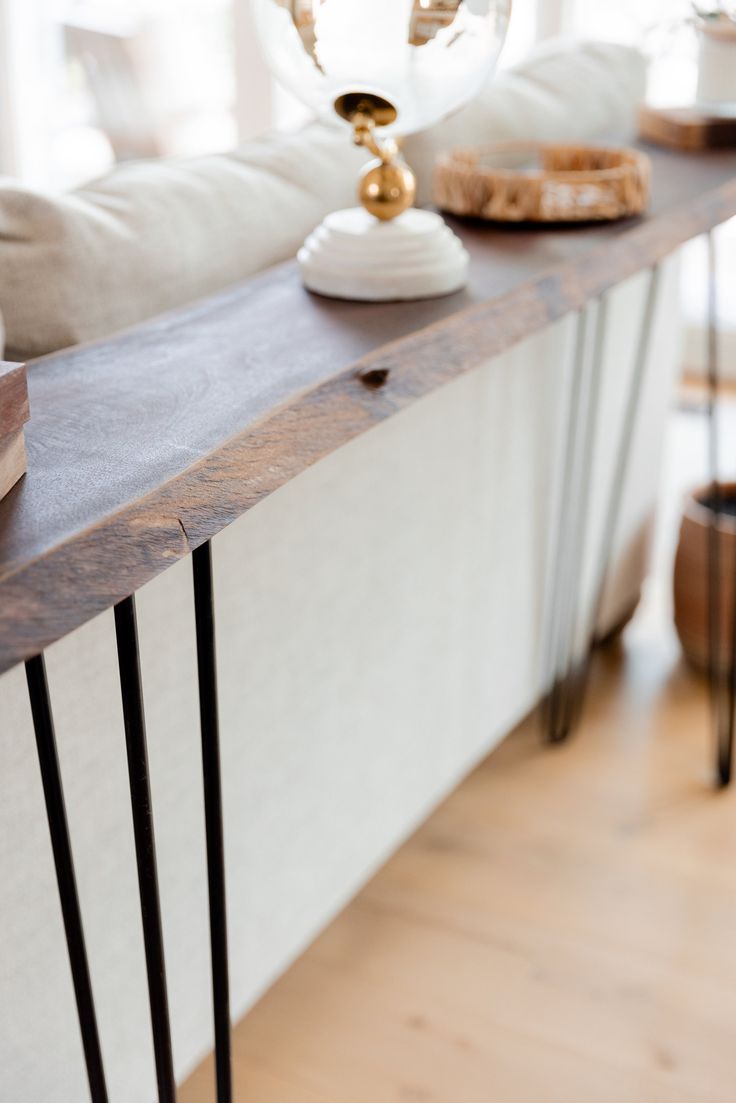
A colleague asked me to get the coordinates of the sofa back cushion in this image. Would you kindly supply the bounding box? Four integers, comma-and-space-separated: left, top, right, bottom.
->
0, 40, 645, 361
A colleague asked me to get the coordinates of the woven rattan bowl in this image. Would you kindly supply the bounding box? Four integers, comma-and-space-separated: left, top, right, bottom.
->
434, 142, 651, 223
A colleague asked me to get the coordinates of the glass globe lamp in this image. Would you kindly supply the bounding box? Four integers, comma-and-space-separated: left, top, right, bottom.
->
252, 0, 512, 301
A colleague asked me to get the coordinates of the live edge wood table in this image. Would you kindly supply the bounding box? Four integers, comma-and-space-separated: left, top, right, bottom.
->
2, 142, 736, 1103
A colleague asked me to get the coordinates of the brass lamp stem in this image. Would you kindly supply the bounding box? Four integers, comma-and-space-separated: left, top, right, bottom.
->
351, 111, 417, 222
352, 111, 393, 162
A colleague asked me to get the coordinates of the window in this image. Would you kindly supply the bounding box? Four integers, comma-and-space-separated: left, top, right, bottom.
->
0, 1, 715, 191
565, 0, 699, 105
1, 0, 545, 187
0, 0, 274, 186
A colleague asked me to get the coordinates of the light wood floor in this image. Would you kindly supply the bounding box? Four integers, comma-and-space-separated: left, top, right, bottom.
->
181, 634, 736, 1103
182, 402, 736, 1103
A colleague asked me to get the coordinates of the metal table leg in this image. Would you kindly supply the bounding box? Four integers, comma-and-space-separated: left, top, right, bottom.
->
705, 231, 736, 787
541, 266, 662, 743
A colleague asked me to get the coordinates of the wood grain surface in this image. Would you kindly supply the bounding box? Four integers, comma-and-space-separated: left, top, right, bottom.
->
1, 143, 736, 672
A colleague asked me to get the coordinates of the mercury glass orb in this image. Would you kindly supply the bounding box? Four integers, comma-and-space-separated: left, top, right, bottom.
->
251, 0, 513, 137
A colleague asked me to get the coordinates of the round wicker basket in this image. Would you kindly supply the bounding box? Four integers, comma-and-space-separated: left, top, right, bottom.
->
434, 143, 651, 223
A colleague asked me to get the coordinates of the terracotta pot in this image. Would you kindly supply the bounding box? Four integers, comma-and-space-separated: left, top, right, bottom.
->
674, 482, 736, 673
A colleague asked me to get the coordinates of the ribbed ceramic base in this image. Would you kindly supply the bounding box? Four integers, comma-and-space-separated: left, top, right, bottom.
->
298, 208, 469, 302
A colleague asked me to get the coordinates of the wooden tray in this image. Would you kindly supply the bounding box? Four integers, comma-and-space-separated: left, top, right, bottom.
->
434, 142, 651, 223
639, 105, 736, 151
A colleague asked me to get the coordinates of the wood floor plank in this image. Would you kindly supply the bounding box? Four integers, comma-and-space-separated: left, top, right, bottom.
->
179, 1050, 340, 1103
181, 638, 736, 1103
214, 911, 727, 1103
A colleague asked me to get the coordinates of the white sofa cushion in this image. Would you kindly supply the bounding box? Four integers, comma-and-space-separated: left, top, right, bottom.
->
0, 40, 645, 361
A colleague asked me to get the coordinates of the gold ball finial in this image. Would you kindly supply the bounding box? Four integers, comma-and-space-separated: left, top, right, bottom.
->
340, 96, 416, 223
359, 158, 417, 222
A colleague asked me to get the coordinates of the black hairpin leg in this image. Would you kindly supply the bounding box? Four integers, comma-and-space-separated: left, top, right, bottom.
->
541, 305, 589, 743
705, 232, 736, 787
114, 596, 177, 1102
541, 266, 662, 743
542, 297, 609, 743
192, 541, 232, 1102
723, 544, 736, 786
560, 296, 610, 737
25, 654, 109, 1103
569, 265, 662, 729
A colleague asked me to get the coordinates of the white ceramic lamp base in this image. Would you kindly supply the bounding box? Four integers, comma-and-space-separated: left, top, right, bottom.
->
298, 208, 469, 302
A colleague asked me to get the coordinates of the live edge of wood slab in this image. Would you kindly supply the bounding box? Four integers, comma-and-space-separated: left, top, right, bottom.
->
1, 142, 735, 674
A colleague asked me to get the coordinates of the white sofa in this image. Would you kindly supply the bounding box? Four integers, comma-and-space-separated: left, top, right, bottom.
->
0, 41, 683, 1102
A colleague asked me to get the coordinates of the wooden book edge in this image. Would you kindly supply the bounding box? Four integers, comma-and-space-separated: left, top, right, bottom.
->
0, 362, 30, 440
639, 105, 736, 151
0, 429, 27, 502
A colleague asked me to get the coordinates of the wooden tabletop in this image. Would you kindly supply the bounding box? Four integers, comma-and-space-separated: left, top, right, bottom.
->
1, 142, 735, 673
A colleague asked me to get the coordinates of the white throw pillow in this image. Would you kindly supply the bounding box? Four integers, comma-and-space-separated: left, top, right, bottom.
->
0, 40, 645, 361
